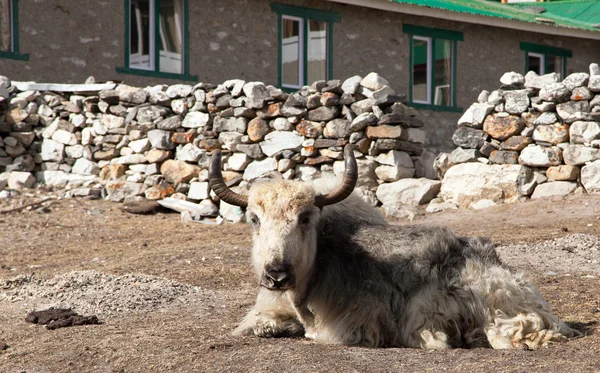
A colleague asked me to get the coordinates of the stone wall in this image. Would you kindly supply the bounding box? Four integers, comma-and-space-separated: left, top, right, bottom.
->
0, 73, 438, 221
430, 64, 600, 212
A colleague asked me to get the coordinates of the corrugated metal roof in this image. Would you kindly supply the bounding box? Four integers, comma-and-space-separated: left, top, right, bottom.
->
512, 0, 600, 25
388, 0, 600, 32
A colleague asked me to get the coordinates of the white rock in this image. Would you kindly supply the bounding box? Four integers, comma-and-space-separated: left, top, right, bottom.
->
81, 127, 95, 146
111, 154, 147, 165
243, 158, 278, 180
51, 129, 77, 145
166, 84, 193, 98
41, 139, 65, 162
569, 121, 600, 144
531, 181, 577, 199
563, 145, 600, 166
375, 150, 414, 168
129, 138, 151, 153
500, 72, 524, 86
375, 165, 415, 182
342, 75, 362, 94
376, 178, 441, 207
581, 160, 600, 193
226, 153, 251, 171
220, 199, 244, 223
188, 181, 210, 200
457, 103, 494, 128
72, 158, 100, 175
260, 131, 304, 157
272, 117, 293, 131
439, 163, 523, 208
102, 114, 125, 129
469, 199, 498, 210
518, 145, 562, 167
176, 144, 203, 162
360, 73, 389, 91
65, 145, 85, 159
35, 170, 95, 187
295, 165, 320, 181
182, 112, 210, 128
8, 171, 35, 189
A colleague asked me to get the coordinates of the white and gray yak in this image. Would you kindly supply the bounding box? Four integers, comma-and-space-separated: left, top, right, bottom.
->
209, 145, 578, 349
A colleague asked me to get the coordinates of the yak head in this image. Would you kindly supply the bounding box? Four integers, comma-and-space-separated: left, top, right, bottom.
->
209, 145, 358, 292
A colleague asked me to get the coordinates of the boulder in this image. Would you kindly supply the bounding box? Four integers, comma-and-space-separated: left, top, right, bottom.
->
439, 163, 523, 208
452, 127, 487, 149
531, 181, 578, 199
546, 165, 579, 181
483, 113, 523, 140
562, 145, 600, 166
569, 121, 600, 144
376, 178, 441, 207
532, 123, 569, 145
160, 159, 199, 185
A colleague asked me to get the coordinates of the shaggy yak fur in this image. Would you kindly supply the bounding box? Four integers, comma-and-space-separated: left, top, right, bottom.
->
228, 179, 577, 349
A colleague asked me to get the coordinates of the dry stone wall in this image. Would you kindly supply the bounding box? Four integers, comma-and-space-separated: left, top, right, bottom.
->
0, 73, 437, 221
430, 64, 600, 212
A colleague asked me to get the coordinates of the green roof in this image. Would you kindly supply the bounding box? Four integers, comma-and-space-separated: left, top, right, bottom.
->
389, 0, 600, 33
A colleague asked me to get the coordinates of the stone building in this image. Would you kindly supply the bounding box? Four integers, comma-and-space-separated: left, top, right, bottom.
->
1, 0, 600, 152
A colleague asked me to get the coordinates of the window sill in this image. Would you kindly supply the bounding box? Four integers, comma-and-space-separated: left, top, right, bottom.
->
116, 67, 198, 82
409, 103, 463, 113
0, 51, 29, 61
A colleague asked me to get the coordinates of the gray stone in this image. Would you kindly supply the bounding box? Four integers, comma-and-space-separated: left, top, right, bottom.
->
581, 160, 600, 193
448, 147, 480, 164
571, 87, 593, 101
106, 180, 146, 202
350, 112, 378, 132
176, 144, 203, 163
533, 112, 557, 126
518, 145, 562, 167
243, 82, 270, 109
129, 138, 151, 153
504, 90, 530, 114
563, 145, 600, 165
137, 106, 165, 124
182, 112, 210, 128
376, 178, 441, 207
307, 106, 338, 121
487, 90, 504, 105
166, 84, 193, 98
588, 75, 600, 92
218, 132, 243, 151
563, 72, 590, 91
280, 105, 307, 117
500, 72, 524, 86
440, 163, 523, 207
556, 101, 590, 123
236, 144, 264, 159
590, 63, 600, 76
457, 103, 494, 128
324, 119, 350, 138
260, 131, 304, 157
157, 115, 183, 130
539, 83, 570, 102
532, 123, 569, 145
569, 121, 600, 144
213, 116, 247, 133
489, 150, 518, 164
517, 166, 536, 196
531, 181, 578, 199
147, 129, 175, 150
271, 117, 294, 131
243, 158, 278, 180
351, 98, 378, 115
477, 90, 490, 104
524, 71, 559, 89
452, 127, 488, 149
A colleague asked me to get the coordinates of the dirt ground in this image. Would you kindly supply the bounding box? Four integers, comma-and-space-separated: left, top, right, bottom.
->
0, 193, 599, 373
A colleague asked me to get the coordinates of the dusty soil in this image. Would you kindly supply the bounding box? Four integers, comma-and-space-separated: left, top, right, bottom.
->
0, 193, 599, 373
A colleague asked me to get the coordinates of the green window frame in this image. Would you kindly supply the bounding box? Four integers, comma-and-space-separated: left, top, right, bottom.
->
520, 42, 571, 78
116, 0, 197, 81
271, 3, 341, 92
403, 24, 463, 113
0, 0, 28, 61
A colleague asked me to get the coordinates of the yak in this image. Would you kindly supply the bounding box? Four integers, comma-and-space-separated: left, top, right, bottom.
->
209, 145, 577, 349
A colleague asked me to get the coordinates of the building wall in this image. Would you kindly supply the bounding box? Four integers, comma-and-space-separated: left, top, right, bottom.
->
2, 0, 600, 152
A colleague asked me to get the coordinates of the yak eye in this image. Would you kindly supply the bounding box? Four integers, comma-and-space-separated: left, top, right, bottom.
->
299, 212, 311, 225
247, 213, 260, 226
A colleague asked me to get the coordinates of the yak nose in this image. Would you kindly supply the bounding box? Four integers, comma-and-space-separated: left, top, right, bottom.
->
263, 265, 295, 290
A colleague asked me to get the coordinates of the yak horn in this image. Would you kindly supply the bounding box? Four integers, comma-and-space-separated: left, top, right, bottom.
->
314, 144, 358, 208
209, 150, 248, 208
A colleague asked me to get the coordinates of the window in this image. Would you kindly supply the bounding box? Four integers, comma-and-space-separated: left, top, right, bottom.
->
116, 0, 196, 81
520, 42, 571, 78
271, 3, 341, 91
404, 24, 463, 112
0, 0, 28, 60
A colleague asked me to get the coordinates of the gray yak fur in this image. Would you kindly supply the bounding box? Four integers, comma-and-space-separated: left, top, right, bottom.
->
234, 180, 578, 349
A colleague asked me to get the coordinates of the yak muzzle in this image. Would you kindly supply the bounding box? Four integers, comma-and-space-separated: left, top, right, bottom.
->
261, 264, 295, 290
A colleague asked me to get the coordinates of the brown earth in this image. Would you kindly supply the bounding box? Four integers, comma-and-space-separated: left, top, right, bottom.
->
0, 193, 599, 373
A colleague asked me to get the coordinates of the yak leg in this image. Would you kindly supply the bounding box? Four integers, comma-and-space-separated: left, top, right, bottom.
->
233, 287, 304, 338
287, 291, 317, 339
